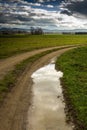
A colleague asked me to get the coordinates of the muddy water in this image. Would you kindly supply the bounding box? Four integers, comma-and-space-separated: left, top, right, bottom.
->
27, 59, 73, 130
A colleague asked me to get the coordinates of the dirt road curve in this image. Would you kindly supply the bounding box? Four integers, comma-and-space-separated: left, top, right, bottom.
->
0, 47, 76, 130
0, 45, 74, 79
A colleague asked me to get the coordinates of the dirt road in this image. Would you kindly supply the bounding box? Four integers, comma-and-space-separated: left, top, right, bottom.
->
0, 47, 76, 130
0, 45, 74, 79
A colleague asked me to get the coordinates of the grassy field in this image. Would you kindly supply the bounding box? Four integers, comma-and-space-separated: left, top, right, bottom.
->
0, 34, 87, 59
56, 46, 87, 129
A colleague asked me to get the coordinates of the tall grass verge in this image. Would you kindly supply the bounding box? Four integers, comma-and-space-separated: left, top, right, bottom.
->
56, 46, 87, 130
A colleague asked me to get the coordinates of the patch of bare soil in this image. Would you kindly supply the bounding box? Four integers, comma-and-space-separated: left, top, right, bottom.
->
0, 47, 76, 130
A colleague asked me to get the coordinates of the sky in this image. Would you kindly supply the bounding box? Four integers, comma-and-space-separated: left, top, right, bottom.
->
0, 0, 87, 32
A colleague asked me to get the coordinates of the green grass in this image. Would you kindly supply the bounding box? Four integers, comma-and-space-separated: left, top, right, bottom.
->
56, 46, 87, 130
0, 34, 87, 59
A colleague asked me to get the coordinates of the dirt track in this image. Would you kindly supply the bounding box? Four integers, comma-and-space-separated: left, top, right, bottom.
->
0, 45, 74, 79
0, 47, 76, 130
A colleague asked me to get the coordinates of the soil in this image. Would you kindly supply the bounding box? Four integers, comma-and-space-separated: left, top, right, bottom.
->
0, 46, 76, 130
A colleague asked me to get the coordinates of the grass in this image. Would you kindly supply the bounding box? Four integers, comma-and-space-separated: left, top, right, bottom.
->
56, 46, 87, 130
0, 34, 87, 59
0, 46, 69, 101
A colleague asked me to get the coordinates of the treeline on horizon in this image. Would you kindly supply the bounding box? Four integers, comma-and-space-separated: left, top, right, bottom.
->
0, 27, 87, 35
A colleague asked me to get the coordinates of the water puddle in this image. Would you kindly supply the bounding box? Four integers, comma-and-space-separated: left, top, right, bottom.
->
27, 59, 73, 130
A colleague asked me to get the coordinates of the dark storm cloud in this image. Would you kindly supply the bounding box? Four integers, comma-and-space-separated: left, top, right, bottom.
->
61, 9, 72, 16
61, 0, 87, 17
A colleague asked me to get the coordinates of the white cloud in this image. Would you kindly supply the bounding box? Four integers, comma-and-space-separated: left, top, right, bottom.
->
0, 0, 87, 31
46, 4, 54, 8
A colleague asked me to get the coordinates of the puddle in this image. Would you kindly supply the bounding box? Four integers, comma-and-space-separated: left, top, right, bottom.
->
27, 59, 73, 130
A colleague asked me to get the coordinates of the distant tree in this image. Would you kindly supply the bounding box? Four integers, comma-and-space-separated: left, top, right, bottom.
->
30, 27, 43, 35
38, 27, 43, 35
30, 27, 35, 35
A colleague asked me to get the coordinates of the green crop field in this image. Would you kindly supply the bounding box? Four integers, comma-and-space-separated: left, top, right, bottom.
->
56, 46, 87, 129
0, 34, 87, 59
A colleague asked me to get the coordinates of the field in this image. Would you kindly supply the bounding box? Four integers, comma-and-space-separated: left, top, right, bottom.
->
0, 34, 87, 129
56, 46, 87, 129
0, 35, 87, 130
0, 34, 87, 59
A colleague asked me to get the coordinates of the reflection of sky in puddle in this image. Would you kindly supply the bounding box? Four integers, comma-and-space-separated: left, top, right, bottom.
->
32, 64, 63, 82
27, 60, 73, 130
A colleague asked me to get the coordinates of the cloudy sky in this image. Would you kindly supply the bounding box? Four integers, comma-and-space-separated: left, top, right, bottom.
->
0, 0, 87, 31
